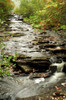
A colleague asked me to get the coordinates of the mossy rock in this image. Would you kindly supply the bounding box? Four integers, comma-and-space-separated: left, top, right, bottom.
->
10, 33, 24, 37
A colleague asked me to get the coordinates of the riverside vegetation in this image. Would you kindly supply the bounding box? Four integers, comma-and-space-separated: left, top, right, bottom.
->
0, 0, 14, 25
0, 41, 17, 76
14, 0, 66, 30
0, 0, 15, 76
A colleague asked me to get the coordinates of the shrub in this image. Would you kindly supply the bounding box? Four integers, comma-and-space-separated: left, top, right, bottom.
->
17, 0, 66, 30
0, 0, 14, 24
16, 0, 46, 17
0, 41, 17, 77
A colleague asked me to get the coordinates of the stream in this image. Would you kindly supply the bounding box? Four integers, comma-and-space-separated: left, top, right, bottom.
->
0, 14, 66, 100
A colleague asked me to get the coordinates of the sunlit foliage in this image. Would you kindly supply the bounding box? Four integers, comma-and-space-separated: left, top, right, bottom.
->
15, 0, 66, 30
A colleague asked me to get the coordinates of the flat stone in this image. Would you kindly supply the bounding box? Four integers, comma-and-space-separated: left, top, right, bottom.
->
49, 47, 66, 54
29, 72, 50, 79
11, 33, 25, 37
19, 65, 32, 72
0, 33, 11, 37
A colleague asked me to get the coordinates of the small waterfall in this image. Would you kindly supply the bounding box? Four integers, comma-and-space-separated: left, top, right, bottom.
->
47, 61, 66, 84
50, 61, 66, 72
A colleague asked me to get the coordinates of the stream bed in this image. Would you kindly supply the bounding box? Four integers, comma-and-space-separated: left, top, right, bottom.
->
0, 14, 66, 100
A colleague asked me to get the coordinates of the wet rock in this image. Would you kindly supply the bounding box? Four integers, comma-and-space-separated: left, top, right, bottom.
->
49, 47, 66, 54
15, 96, 40, 100
28, 45, 33, 48
0, 94, 11, 100
44, 44, 57, 48
0, 33, 11, 37
50, 61, 66, 73
23, 28, 29, 31
11, 33, 25, 37
49, 65, 57, 74
19, 65, 32, 73
39, 40, 50, 44
0, 29, 4, 32
29, 72, 50, 79
14, 56, 51, 73
40, 31, 47, 34
15, 59, 32, 65
58, 55, 66, 62
5, 28, 12, 31
39, 44, 57, 49
32, 40, 39, 45
62, 64, 66, 73
18, 15, 23, 20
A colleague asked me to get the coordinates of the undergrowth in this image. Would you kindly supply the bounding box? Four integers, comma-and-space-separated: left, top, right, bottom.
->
14, 0, 66, 30
0, 0, 14, 26
0, 41, 17, 77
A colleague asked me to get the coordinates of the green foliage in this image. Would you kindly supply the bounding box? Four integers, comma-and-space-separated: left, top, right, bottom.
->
60, 25, 66, 29
16, 0, 66, 30
0, 0, 14, 25
0, 41, 17, 77
0, 42, 10, 76
12, 52, 18, 62
15, 0, 46, 17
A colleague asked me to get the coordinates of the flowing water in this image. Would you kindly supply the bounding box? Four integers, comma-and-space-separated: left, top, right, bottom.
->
0, 14, 66, 100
